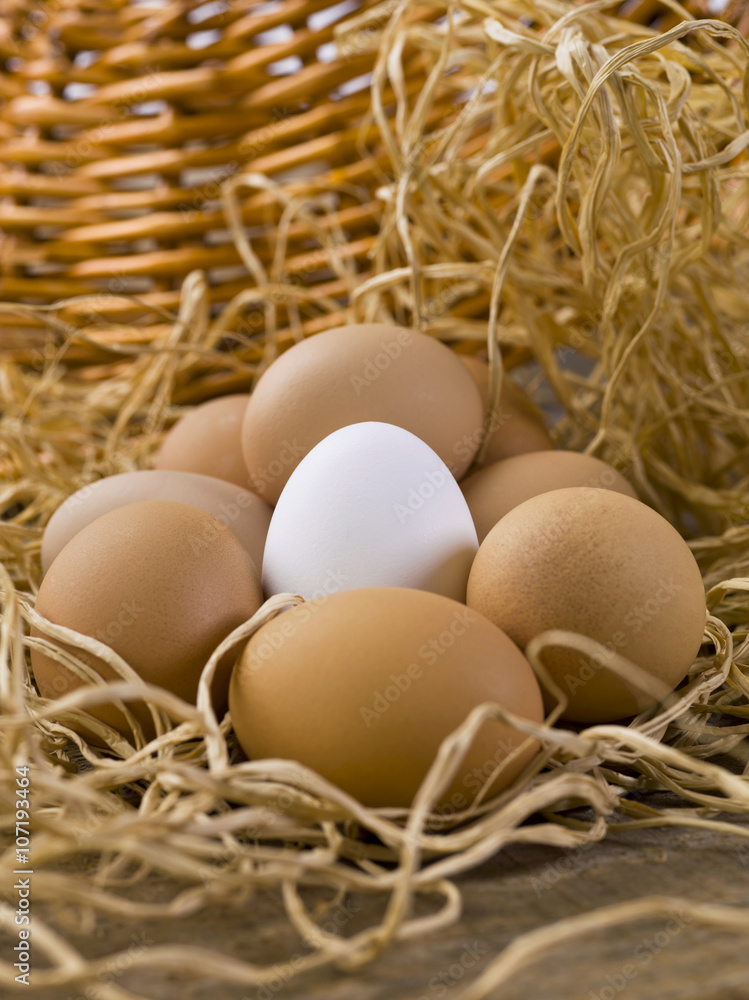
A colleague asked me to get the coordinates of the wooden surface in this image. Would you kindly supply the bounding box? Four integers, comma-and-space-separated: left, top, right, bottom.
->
27, 799, 749, 1000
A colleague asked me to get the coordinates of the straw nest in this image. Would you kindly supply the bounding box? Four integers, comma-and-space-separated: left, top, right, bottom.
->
2, 1, 749, 997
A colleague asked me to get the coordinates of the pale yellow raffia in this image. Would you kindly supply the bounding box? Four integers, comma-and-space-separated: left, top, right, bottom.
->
1, 2, 749, 997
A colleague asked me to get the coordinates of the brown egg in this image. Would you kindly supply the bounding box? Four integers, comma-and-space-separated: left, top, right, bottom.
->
466, 488, 706, 723
229, 587, 543, 809
155, 394, 250, 488
461, 450, 638, 542
241, 324, 484, 503
32, 500, 263, 740
459, 356, 552, 466
41, 470, 272, 575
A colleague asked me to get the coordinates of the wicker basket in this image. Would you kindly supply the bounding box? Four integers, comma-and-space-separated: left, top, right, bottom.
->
1, 4, 748, 996
0, 0, 745, 386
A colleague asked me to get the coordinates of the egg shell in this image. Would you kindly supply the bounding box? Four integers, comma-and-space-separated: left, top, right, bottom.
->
241, 323, 484, 503
261, 422, 478, 602
461, 450, 638, 541
32, 500, 264, 740
466, 487, 706, 723
229, 587, 543, 808
155, 394, 250, 488
41, 469, 272, 575
459, 356, 552, 466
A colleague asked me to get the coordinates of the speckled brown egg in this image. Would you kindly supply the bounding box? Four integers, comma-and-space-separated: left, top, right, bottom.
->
466, 488, 706, 723
229, 587, 543, 809
155, 394, 250, 488
241, 324, 484, 503
459, 356, 552, 466
41, 470, 272, 576
461, 450, 638, 542
32, 500, 264, 740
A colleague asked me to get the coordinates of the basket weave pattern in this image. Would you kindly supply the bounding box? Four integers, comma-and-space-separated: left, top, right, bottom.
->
0, 0, 745, 370
0, 2, 748, 996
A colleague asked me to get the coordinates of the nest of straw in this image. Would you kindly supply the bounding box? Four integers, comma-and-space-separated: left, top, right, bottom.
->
2, 1, 749, 997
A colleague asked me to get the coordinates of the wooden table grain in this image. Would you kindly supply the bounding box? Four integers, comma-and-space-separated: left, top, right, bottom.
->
29, 801, 749, 1000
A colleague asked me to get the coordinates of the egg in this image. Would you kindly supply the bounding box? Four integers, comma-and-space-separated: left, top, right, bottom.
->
261, 422, 478, 602
32, 500, 263, 739
459, 356, 552, 466
466, 487, 706, 723
154, 394, 250, 488
241, 323, 484, 503
461, 450, 638, 542
229, 587, 543, 809
41, 469, 272, 575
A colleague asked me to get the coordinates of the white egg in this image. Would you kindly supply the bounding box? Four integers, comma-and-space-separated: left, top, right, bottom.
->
262, 422, 479, 602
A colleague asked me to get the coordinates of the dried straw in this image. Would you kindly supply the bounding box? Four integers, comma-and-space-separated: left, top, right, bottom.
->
2, 1, 749, 997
